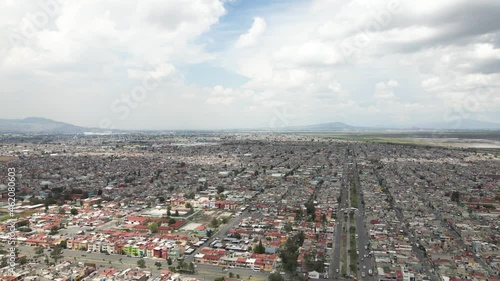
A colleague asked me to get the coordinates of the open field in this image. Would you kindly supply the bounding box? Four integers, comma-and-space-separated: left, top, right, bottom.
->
0, 156, 17, 162
304, 131, 500, 149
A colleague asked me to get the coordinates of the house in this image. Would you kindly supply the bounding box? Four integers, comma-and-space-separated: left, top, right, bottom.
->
308, 271, 320, 279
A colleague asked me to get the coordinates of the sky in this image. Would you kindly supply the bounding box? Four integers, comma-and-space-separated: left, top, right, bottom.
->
0, 0, 499, 130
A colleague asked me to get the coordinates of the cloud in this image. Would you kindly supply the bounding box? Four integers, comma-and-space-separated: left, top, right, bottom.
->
1, 0, 499, 129
374, 79, 399, 100
207, 85, 234, 105
235, 17, 266, 48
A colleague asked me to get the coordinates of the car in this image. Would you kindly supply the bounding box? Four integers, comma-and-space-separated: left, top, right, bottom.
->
253, 267, 261, 272
363, 265, 366, 269
81, 254, 86, 257
280, 272, 285, 275
336, 269, 339, 273
223, 268, 228, 272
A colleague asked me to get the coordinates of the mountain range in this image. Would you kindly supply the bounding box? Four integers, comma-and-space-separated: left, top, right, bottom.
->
0, 117, 499, 133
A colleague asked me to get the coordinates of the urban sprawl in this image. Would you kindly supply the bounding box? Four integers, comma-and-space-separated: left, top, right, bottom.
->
0, 133, 498, 281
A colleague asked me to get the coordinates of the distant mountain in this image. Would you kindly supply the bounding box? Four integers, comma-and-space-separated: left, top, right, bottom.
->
0, 117, 103, 134
282, 122, 369, 131
417, 119, 500, 130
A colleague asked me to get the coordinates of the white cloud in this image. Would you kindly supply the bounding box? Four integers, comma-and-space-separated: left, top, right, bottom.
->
235, 17, 266, 48
374, 79, 399, 100
1, 0, 500, 129
207, 85, 234, 105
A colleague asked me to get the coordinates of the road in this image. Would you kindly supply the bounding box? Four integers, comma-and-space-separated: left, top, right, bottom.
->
330, 157, 348, 280
16, 244, 268, 281
352, 158, 375, 280
185, 208, 254, 264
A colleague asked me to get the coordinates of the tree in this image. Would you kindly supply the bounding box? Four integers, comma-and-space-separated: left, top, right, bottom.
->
137, 258, 146, 268
175, 210, 179, 217
254, 240, 265, 254
210, 217, 219, 228
168, 218, 176, 225
217, 185, 225, 194
283, 223, 293, 233
35, 247, 44, 256
70, 208, 78, 215
155, 261, 162, 269
167, 258, 172, 265
58, 208, 65, 214
206, 229, 214, 237
215, 278, 225, 281
234, 233, 242, 239
49, 226, 59, 235
150, 222, 159, 233
50, 245, 63, 263
450, 191, 460, 202
268, 272, 285, 281
188, 262, 195, 273
60, 240, 67, 249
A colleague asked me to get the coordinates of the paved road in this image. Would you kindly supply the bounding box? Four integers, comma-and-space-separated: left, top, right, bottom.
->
185, 208, 253, 264
16, 244, 268, 281
330, 158, 348, 280
352, 158, 375, 280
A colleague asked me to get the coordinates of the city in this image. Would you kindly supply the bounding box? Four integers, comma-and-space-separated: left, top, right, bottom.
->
1, 0, 500, 280
0, 132, 498, 280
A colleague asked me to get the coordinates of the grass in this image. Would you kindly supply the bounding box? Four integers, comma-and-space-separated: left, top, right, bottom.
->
340, 228, 348, 276
349, 232, 358, 277
0, 210, 37, 222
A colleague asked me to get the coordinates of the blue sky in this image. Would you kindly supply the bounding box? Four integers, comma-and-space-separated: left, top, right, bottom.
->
0, 0, 499, 129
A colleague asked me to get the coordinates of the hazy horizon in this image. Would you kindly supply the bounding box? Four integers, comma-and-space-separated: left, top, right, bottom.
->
1, 0, 499, 130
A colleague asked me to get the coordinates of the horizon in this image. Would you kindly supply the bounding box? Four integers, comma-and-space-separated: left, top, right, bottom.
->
1, 1, 499, 130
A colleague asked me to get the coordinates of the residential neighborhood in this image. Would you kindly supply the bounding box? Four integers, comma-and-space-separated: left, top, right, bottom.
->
0, 133, 498, 281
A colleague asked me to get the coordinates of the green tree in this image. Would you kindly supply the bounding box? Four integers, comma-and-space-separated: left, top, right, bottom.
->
50, 245, 63, 263
168, 218, 176, 225
268, 272, 285, 281
150, 222, 159, 233
58, 208, 65, 214
217, 185, 225, 194
49, 226, 59, 235
60, 240, 67, 249
35, 247, 44, 256
70, 208, 78, 215
254, 240, 265, 254
137, 258, 146, 268
283, 223, 293, 233
210, 217, 219, 228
